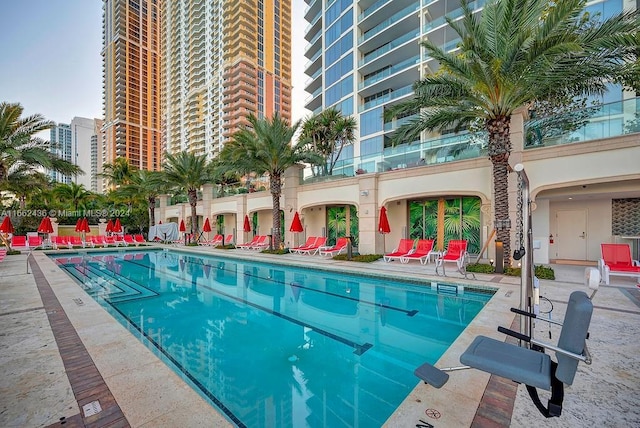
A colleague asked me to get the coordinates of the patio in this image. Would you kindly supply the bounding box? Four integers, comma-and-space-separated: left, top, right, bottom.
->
1, 248, 638, 427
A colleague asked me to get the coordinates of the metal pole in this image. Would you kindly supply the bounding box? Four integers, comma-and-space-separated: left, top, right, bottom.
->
514, 163, 533, 340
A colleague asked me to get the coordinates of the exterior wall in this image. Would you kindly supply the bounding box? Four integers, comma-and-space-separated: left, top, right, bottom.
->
70, 117, 97, 190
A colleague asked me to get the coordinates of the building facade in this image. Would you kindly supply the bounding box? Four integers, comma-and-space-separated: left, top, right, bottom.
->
162, 0, 292, 158
102, 0, 163, 173
49, 123, 72, 184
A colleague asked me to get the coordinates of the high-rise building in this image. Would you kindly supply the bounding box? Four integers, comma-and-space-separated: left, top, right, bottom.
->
49, 118, 101, 189
162, 0, 292, 158
102, 0, 162, 173
49, 123, 72, 184
91, 119, 105, 192
303, 0, 628, 173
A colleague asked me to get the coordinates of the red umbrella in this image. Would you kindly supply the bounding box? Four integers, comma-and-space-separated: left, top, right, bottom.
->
289, 212, 303, 233
378, 206, 391, 234
0, 216, 14, 233
105, 219, 114, 234
75, 218, 83, 233
38, 216, 54, 234
203, 218, 212, 232
179, 219, 186, 232
82, 218, 91, 233
243, 215, 251, 232
113, 218, 122, 233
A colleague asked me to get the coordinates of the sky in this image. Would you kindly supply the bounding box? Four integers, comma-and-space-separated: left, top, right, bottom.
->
0, 0, 309, 125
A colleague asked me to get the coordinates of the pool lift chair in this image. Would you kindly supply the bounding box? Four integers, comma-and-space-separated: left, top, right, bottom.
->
414, 164, 598, 418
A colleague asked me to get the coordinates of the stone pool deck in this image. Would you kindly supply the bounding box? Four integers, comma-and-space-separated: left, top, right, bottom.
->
1, 246, 639, 427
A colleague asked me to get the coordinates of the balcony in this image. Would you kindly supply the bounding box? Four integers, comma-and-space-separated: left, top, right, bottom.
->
358, 2, 419, 51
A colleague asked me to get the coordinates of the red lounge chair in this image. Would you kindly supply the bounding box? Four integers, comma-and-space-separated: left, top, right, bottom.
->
237, 235, 264, 249
124, 234, 137, 246
28, 235, 43, 248
400, 239, 437, 264
69, 236, 84, 248
0, 248, 7, 262
297, 237, 327, 255
599, 243, 640, 285
134, 234, 146, 244
291, 236, 318, 254
249, 235, 271, 250
104, 236, 118, 246
11, 235, 27, 248
224, 234, 234, 245
383, 238, 415, 262
200, 234, 223, 246
319, 237, 349, 257
435, 240, 472, 278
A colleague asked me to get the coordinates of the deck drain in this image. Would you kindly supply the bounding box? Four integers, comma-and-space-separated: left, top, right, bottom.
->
73, 298, 84, 306
82, 400, 102, 417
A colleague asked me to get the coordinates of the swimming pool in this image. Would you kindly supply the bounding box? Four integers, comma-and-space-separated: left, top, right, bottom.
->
52, 249, 495, 427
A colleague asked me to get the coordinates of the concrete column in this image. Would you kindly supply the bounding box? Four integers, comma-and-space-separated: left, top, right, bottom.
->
283, 164, 304, 248
158, 194, 169, 222
201, 184, 214, 220
507, 108, 528, 266
357, 174, 380, 255
237, 195, 248, 244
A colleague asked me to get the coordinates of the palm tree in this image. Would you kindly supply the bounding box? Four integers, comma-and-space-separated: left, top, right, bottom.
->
220, 113, 319, 249
119, 170, 167, 230
100, 157, 136, 189
0, 102, 82, 185
299, 108, 357, 176
385, 0, 639, 264
53, 182, 94, 212
5, 170, 50, 209
163, 152, 212, 243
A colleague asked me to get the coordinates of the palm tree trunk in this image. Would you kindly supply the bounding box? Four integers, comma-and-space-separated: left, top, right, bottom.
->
488, 116, 512, 267
271, 173, 282, 249
148, 196, 156, 230
189, 190, 198, 244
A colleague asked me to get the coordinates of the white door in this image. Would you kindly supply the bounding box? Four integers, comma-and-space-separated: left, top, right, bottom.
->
556, 210, 587, 260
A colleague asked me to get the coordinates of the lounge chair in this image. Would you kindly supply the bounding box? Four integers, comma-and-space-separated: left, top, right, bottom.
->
11, 235, 27, 249
250, 235, 272, 250
297, 236, 327, 255
134, 234, 146, 244
599, 243, 640, 285
28, 235, 43, 248
435, 239, 473, 278
383, 238, 415, 262
104, 236, 118, 246
68, 236, 84, 248
200, 234, 223, 246
291, 236, 318, 254
400, 239, 437, 264
123, 234, 137, 246
223, 234, 234, 245
414, 289, 594, 418
0, 248, 6, 262
237, 235, 264, 249
318, 237, 349, 257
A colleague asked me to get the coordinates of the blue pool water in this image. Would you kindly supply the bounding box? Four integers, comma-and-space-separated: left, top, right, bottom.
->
51, 249, 495, 427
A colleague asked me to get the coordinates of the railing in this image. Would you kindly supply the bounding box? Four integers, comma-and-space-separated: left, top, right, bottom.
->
303, 132, 487, 182
358, 2, 420, 45
525, 97, 640, 148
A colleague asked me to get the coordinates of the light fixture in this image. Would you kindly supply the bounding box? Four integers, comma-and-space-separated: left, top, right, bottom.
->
360, 190, 369, 196
489, 259, 494, 267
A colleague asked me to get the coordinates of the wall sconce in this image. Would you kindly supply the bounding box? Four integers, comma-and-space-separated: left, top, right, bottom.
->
489, 259, 494, 267
495, 218, 511, 230
360, 190, 369, 196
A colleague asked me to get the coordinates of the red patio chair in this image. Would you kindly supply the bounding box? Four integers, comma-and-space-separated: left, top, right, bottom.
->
400, 239, 437, 264
383, 238, 415, 262
599, 243, 640, 285
435, 240, 473, 278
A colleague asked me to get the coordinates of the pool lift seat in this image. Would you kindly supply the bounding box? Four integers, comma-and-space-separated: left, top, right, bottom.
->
414, 283, 596, 419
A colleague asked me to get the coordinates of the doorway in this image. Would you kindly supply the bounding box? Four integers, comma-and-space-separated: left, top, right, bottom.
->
556, 209, 587, 260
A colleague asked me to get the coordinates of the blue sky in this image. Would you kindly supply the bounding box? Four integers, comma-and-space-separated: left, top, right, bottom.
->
0, 0, 308, 125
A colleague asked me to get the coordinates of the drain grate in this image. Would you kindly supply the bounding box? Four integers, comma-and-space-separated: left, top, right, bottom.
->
82, 400, 102, 417
73, 298, 84, 306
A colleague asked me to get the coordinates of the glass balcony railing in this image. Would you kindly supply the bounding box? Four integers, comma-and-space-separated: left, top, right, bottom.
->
303, 132, 487, 182
423, 0, 486, 34
359, 84, 414, 112
525, 97, 640, 148
358, 2, 420, 45
359, 30, 419, 67
359, 56, 420, 89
